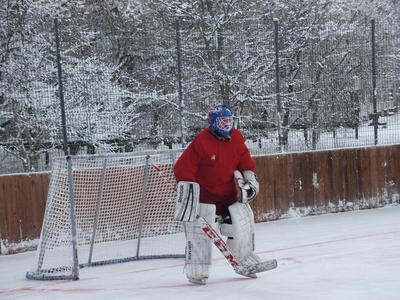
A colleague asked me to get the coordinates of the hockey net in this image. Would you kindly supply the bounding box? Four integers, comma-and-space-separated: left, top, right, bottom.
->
26, 150, 184, 280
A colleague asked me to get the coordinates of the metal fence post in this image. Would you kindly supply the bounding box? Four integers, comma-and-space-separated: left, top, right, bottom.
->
54, 18, 69, 155
371, 19, 378, 145
274, 19, 283, 152
175, 19, 186, 148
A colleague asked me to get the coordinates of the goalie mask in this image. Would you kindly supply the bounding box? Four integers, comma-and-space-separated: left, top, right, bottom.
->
207, 103, 233, 138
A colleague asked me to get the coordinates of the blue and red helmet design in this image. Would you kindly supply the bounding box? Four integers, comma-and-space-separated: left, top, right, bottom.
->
207, 103, 233, 138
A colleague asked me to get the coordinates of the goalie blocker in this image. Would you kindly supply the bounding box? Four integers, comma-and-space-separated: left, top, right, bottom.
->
174, 181, 200, 222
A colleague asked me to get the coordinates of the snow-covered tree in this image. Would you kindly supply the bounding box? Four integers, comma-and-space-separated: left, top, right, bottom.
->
259, 0, 397, 150
1, 0, 398, 174
0, 1, 60, 172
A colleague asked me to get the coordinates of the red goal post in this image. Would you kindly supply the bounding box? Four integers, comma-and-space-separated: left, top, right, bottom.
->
26, 150, 185, 280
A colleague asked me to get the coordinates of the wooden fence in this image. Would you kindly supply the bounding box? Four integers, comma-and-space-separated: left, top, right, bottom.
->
1, 145, 399, 253
253, 145, 400, 221
0, 172, 49, 253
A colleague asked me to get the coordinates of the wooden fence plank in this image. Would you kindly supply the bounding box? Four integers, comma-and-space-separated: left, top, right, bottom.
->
292, 153, 305, 209
8, 175, 20, 243
16, 176, 28, 243
287, 154, 296, 210
359, 147, 379, 207
331, 149, 346, 209
274, 154, 289, 217
26, 174, 48, 240
385, 145, 400, 203
253, 155, 277, 220
345, 149, 360, 207
302, 152, 315, 209
324, 151, 335, 208
314, 151, 331, 210
0, 176, 8, 242
375, 146, 387, 205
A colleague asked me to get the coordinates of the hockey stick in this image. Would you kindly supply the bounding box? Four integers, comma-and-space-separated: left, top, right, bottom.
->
145, 155, 277, 277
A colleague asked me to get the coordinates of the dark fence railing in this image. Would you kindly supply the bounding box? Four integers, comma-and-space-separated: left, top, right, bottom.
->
1, 17, 400, 174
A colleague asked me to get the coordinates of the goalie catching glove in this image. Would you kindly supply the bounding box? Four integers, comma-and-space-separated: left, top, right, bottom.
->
234, 170, 259, 204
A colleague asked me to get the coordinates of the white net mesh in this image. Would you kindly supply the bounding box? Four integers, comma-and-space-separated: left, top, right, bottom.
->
26, 150, 185, 280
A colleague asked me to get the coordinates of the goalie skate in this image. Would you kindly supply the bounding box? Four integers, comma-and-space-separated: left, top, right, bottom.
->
234, 259, 278, 278
188, 277, 208, 285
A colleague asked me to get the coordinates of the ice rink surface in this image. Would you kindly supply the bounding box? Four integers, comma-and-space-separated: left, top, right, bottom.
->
1, 205, 399, 300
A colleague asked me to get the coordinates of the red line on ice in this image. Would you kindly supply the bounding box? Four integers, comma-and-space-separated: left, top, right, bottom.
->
258, 229, 400, 254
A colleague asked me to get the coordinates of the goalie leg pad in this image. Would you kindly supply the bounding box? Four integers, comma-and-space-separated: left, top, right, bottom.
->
220, 202, 262, 266
174, 181, 200, 222
184, 203, 216, 281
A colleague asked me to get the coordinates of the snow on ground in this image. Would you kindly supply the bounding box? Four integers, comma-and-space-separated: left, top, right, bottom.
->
1, 205, 399, 300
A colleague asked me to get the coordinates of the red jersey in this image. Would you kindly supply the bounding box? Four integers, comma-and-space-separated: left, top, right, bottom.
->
173, 128, 256, 214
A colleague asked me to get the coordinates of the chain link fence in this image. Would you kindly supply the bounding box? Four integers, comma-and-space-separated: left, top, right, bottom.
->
1, 17, 400, 174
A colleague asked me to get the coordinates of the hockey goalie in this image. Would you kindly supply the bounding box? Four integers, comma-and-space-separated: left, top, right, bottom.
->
172, 103, 265, 285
